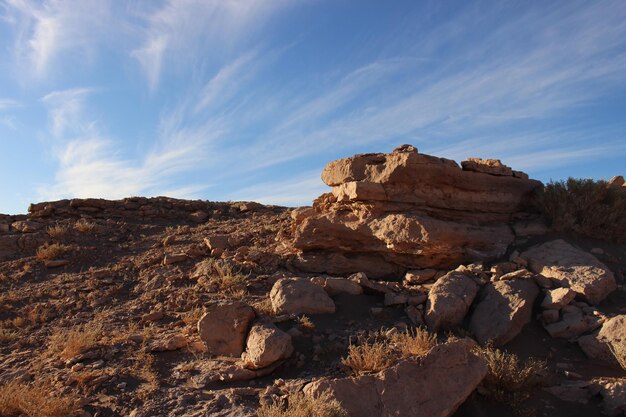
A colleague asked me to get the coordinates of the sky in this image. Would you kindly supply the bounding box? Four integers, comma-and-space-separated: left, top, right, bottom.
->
0, 0, 625, 214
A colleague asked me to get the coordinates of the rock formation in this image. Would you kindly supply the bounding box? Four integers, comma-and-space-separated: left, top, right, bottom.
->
293, 145, 542, 278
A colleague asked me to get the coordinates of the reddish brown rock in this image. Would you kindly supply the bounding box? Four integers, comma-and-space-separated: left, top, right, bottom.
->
521, 240, 616, 305
293, 147, 541, 278
425, 272, 479, 331
578, 315, 626, 366
469, 279, 539, 346
270, 278, 336, 315
241, 321, 293, 370
197, 301, 256, 357
304, 340, 487, 417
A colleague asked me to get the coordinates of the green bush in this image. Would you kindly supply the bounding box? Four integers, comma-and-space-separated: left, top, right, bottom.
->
535, 178, 626, 243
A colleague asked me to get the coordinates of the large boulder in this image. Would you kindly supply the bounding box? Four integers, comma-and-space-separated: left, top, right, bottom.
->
579, 315, 626, 365
241, 321, 293, 370
521, 240, 616, 305
425, 272, 479, 331
197, 301, 256, 357
469, 279, 539, 346
270, 278, 336, 315
292, 147, 541, 278
304, 340, 488, 417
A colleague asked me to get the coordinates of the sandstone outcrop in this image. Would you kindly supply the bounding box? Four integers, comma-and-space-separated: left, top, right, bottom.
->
469, 278, 539, 346
292, 146, 542, 278
304, 340, 488, 417
521, 240, 616, 305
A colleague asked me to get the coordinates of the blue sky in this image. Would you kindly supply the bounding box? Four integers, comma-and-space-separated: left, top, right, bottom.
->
1, 0, 625, 214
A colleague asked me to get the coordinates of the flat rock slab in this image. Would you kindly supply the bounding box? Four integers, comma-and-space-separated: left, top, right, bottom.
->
521, 240, 616, 305
270, 278, 336, 315
197, 301, 256, 357
469, 278, 539, 347
425, 272, 479, 331
304, 340, 487, 417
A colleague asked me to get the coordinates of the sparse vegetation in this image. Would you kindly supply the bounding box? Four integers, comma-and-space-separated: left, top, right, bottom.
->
0, 380, 81, 417
181, 306, 204, 327
75, 218, 98, 233
36, 243, 70, 261
48, 323, 103, 360
257, 391, 348, 417
342, 336, 394, 375
0, 324, 18, 344
46, 223, 68, 238
297, 315, 315, 331
475, 345, 547, 403
609, 342, 626, 371
390, 328, 437, 358
199, 258, 248, 294
536, 178, 626, 243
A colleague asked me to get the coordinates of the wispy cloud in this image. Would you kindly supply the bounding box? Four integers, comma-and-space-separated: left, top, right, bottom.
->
3, 0, 113, 77
0, 98, 20, 111
132, 0, 290, 90
38, 87, 215, 201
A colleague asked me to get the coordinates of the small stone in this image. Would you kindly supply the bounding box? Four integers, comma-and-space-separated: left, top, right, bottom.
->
163, 253, 188, 265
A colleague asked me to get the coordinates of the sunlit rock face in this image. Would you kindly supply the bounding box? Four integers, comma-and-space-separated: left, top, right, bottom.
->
292, 145, 542, 279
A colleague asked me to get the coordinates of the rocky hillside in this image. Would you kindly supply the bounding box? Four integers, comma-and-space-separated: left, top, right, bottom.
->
0, 147, 625, 417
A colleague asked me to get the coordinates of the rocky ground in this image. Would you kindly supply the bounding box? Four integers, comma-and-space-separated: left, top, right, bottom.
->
1, 147, 625, 417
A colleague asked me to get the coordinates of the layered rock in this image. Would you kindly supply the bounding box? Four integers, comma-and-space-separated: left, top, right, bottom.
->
293, 146, 542, 278
304, 340, 487, 417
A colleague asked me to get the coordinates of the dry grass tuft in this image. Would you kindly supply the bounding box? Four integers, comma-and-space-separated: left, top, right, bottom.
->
258, 391, 347, 417
181, 306, 204, 327
297, 315, 315, 331
46, 224, 68, 239
74, 218, 98, 233
0, 324, 18, 344
341, 337, 394, 375
536, 178, 626, 243
48, 323, 103, 360
390, 328, 437, 358
36, 243, 70, 261
609, 342, 626, 371
0, 380, 81, 417
475, 345, 547, 403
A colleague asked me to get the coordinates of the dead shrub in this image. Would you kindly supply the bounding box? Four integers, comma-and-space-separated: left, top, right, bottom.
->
197, 259, 248, 294
535, 178, 626, 243
74, 219, 98, 233
181, 306, 204, 327
475, 345, 547, 403
390, 328, 437, 358
297, 315, 315, 331
48, 323, 103, 360
0, 380, 80, 417
0, 324, 18, 344
341, 337, 394, 375
36, 243, 70, 261
46, 224, 68, 239
257, 391, 347, 417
